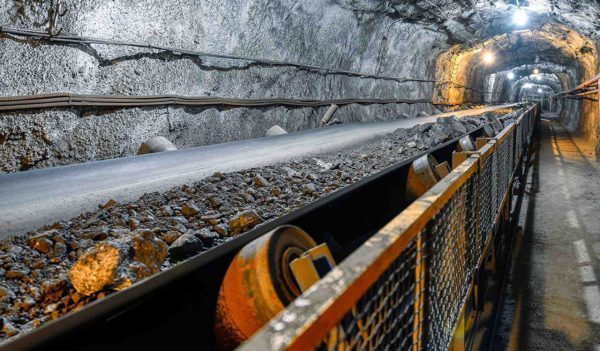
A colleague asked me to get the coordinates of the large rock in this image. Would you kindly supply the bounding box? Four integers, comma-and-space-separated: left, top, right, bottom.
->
228, 210, 262, 235
438, 116, 467, 136
68, 230, 167, 296
167, 232, 204, 261
137, 136, 177, 155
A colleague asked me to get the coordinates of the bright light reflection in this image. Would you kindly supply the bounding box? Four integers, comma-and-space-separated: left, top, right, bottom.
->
508, 72, 515, 79
513, 8, 528, 26
483, 52, 495, 64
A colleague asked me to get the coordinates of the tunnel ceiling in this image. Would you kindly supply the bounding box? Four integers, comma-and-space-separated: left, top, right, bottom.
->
336, 1, 600, 42
352, 0, 600, 107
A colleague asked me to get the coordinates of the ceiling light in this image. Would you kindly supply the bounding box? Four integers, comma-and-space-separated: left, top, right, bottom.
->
507, 72, 515, 79
533, 68, 540, 74
537, 88, 543, 93
513, 8, 528, 26
483, 52, 495, 64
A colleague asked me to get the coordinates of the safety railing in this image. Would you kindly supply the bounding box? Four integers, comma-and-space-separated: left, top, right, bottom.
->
238, 104, 538, 351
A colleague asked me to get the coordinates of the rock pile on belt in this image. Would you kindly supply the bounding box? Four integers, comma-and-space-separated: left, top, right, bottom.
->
0, 110, 520, 341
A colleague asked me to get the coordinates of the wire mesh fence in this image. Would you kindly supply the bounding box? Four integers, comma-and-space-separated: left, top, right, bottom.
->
424, 176, 478, 350
477, 151, 494, 256
239, 106, 537, 351
326, 236, 421, 351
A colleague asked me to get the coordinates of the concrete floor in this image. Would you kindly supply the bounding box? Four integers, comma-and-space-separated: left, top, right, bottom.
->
495, 117, 600, 350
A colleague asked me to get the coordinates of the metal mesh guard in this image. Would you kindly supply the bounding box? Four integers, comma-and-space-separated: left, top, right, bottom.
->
329, 238, 420, 351
321, 177, 477, 351
238, 108, 536, 351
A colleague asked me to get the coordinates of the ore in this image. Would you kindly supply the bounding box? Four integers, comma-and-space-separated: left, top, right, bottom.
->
99, 199, 117, 209
181, 203, 200, 218
253, 174, 270, 187
214, 224, 229, 237
313, 158, 333, 170
161, 231, 182, 244
167, 232, 204, 261
29, 236, 53, 254
132, 231, 168, 273
228, 210, 262, 235
195, 229, 219, 247
68, 231, 166, 295
78, 229, 109, 241
4, 270, 26, 280
68, 240, 128, 295
282, 167, 301, 178
1, 321, 18, 337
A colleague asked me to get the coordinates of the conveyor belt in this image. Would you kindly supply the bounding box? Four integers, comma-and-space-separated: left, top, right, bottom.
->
0, 104, 520, 238
0, 103, 525, 351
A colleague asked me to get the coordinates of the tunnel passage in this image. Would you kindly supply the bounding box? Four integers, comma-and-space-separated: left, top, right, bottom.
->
0, 1, 599, 350
434, 22, 598, 151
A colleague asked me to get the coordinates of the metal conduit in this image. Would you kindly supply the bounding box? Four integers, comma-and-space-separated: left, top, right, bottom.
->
0, 93, 434, 112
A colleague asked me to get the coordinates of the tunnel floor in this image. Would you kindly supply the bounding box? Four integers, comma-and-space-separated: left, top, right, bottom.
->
495, 118, 600, 350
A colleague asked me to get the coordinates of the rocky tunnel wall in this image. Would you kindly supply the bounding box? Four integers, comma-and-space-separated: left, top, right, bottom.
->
0, 0, 451, 173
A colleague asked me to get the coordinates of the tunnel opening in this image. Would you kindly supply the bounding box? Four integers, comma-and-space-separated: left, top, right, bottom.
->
434, 22, 598, 151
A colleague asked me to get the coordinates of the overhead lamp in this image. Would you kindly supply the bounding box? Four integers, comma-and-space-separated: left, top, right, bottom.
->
483, 51, 495, 64
537, 88, 543, 93
533, 68, 540, 74
513, 8, 528, 26
507, 72, 515, 79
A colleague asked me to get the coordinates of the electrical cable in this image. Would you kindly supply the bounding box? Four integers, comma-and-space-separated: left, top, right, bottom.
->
0, 27, 498, 110
0, 26, 436, 85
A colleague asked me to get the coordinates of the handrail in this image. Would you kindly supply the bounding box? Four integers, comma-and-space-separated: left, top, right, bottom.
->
237, 157, 480, 351
238, 104, 538, 351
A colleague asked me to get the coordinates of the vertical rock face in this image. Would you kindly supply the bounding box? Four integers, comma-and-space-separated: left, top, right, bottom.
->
0, 0, 448, 173
2, 1, 600, 169
68, 231, 167, 295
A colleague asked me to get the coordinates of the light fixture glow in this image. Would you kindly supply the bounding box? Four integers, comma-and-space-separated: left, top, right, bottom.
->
507, 72, 515, 79
537, 88, 543, 93
533, 68, 540, 74
483, 51, 495, 64
513, 8, 528, 26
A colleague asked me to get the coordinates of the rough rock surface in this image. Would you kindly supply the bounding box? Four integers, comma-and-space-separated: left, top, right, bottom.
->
0, 108, 519, 342
0, 0, 450, 173
167, 232, 204, 261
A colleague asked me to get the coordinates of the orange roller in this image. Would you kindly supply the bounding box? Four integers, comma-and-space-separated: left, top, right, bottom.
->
215, 225, 317, 350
